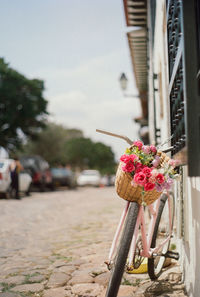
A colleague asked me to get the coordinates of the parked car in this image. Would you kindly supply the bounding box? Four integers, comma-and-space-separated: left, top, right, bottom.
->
100, 175, 115, 186
77, 169, 101, 187
0, 159, 32, 198
51, 167, 76, 189
20, 155, 53, 191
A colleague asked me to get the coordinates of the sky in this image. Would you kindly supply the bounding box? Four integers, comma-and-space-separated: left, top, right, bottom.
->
1, 0, 141, 160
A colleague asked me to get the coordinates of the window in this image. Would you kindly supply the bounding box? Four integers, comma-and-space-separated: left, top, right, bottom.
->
166, 0, 200, 176
167, 0, 186, 157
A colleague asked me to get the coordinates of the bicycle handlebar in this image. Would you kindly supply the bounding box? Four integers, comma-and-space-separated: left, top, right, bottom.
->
96, 129, 133, 145
96, 129, 174, 153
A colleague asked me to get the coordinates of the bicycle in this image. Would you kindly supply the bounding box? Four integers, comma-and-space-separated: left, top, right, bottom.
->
96, 129, 179, 297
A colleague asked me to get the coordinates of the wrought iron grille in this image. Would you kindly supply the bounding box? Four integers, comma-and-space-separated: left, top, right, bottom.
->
167, 0, 186, 156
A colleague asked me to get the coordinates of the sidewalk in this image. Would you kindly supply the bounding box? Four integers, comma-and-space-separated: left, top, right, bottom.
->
0, 187, 187, 297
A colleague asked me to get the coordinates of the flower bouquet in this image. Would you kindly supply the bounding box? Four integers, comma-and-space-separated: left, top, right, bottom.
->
115, 140, 179, 205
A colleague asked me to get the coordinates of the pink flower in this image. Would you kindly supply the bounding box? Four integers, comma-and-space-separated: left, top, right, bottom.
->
142, 145, 151, 154
149, 176, 156, 183
156, 173, 165, 184
152, 156, 160, 167
167, 177, 174, 185
162, 177, 174, 191
142, 167, 152, 178
133, 140, 143, 150
152, 159, 159, 167
122, 162, 135, 173
129, 154, 139, 162
163, 181, 172, 191
134, 172, 146, 186
155, 183, 164, 192
168, 159, 180, 168
120, 154, 130, 163
144, 182, 155, 191
150, 145, 157, 154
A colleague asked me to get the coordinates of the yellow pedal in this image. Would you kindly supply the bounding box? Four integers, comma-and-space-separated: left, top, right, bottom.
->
127, 258, 148, 274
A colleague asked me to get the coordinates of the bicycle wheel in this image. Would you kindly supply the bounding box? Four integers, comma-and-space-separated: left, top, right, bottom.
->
148, 192, 175, 280
105, 202, 139, 297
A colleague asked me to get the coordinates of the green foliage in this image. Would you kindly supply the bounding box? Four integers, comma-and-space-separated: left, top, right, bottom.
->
0, 58, 48, 150
64, 137, 116, 174
126, 146, 154, 166
63, 137, 93, 168
21, 122, 83, 166
92, 142, 116, 174
20, 123, 116, 173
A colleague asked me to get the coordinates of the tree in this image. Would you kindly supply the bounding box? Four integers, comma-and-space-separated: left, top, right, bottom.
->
63, 137, 94, 169
0, 58, 48, 150
64, 137, 116, 174
21, 123, 83, 166
20, 125, 116, 172
92, 142, 116, 174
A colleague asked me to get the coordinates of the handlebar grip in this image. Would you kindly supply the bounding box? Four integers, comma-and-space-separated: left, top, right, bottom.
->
161, 146, 174, 153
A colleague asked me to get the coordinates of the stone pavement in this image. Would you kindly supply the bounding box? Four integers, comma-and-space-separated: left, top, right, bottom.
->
0, 187, 187, 297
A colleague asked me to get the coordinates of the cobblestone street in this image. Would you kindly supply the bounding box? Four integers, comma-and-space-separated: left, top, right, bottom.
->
0, 187, 187, 297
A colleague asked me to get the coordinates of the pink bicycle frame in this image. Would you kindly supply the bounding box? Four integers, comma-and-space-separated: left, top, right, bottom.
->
108, 192, 173, 267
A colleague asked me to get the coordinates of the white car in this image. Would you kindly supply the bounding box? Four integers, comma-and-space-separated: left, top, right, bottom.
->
77, 169, 101, 187
0, 159, 32, 198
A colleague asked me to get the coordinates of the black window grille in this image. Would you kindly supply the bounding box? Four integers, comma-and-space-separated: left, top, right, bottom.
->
167, 0, 200, 176
167, 0, 186, 156
196, 0, 200, 92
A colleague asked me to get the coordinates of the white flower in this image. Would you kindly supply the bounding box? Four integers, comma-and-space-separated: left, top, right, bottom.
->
174, 174, 181, 181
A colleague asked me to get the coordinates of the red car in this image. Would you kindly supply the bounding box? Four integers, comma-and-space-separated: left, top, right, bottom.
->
20, 155, 53, 191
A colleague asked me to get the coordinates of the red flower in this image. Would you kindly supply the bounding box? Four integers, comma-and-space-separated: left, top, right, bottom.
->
135, 162, 144, 173
120, 154, 130, 163
144, 182, 155, 191
142, 167, 152, 178
122, 162, 135, 173
156, 173, 165, 184
133, 140, 143, 150
133, 172, 146, 186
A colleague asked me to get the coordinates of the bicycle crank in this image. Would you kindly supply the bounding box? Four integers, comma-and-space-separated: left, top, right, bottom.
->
153, 251, 179, 260
127, 237, 144, 270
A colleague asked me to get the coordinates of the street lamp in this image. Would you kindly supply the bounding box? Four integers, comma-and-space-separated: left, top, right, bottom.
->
119, 73, 128, 91
119, 72, 139, 98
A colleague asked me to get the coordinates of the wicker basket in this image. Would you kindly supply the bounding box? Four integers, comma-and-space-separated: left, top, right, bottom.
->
115, 151, 170, 205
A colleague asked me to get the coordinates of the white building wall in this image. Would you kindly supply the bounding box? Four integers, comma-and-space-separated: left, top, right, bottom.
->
180, 171, 200, 297
150, 1, 200, 296
153, 0, 170, 145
